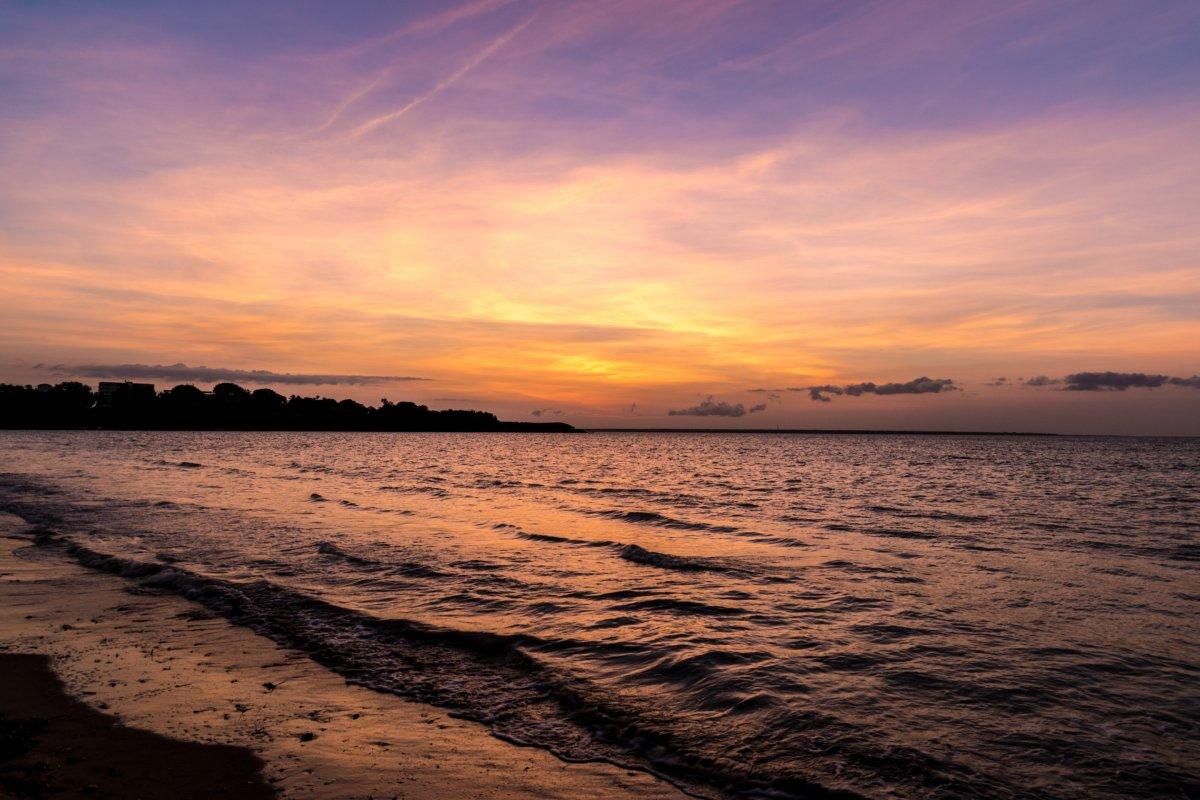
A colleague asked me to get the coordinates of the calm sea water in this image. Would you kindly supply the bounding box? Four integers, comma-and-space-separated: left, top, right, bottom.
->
1, 431, 1197, 799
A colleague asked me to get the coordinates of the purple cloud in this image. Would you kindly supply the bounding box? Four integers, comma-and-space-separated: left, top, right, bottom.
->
43, 363, 425, 386
801, 377, 957, 403
1063, 371, 1199, 391
668, 397, 748, 417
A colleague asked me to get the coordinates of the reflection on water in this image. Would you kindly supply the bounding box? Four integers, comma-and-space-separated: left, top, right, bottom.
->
1, 431, 1197, 799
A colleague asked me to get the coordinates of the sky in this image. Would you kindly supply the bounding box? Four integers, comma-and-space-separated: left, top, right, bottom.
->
1, 0, 1198, 434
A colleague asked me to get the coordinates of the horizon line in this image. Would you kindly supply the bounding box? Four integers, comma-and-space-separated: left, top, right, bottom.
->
582, 428, 1198, 438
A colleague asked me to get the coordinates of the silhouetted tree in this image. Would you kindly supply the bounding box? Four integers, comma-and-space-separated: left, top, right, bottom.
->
0, 382, 96, 428
213, 382, 250, 403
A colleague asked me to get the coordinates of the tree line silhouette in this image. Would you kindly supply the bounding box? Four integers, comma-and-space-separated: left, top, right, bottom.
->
0, 381, 575, 432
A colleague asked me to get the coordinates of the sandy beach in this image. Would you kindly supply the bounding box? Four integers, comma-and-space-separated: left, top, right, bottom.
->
0, 513, 690, 799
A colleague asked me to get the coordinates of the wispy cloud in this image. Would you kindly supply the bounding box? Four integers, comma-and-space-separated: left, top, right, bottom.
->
328, 0, 519, 61
349, 14, 535, 138
310, 0, 524, 133
42, 363, 426, 386
316, 65, 397, 133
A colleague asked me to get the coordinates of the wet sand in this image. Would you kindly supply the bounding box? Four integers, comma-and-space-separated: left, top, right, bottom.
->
0, 515, 691, 800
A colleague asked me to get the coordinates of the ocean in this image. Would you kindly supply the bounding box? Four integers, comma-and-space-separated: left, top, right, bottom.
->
1, 430, 1196, 799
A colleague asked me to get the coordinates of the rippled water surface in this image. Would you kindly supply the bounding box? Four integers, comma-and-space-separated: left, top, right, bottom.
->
1, 431, 1197, 799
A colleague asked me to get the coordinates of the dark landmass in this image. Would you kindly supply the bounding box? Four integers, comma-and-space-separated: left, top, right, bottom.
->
0, 382, 574, 432
587, 428, 1059, 436
0, 653, 272, 799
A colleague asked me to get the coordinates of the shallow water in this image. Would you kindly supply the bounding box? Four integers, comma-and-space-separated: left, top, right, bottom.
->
1, 431, 1197, 799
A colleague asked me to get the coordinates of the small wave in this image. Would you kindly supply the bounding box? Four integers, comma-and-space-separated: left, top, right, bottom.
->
587, 615, 643, 629
616, 543, 739, 574
611, 597, 747, 617
450, 558, 503, 571
588, 509, 738, 533
315, 540, 448, 578
379, 484, 450, 499
959, 543, 1009, 553
515, 530, 613, 547
820, 559, 905, 574
925, 510, 989, 523
473, 478, 529, 489
753, 534, 812, 548
500, 525, 747, 574
866, 505, 989, 523
315, 540, 386, 569
291, 462, 334, 474
1169, 544, 1200, 561
850, 622, 928, 642
861, 528, 940, 541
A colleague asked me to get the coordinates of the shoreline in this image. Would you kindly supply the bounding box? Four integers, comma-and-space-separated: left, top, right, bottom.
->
0, 515, 693, 800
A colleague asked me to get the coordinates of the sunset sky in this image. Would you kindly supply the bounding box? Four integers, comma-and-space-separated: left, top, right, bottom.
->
2, 0, 1198, 433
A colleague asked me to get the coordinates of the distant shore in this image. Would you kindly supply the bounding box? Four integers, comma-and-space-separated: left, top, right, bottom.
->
585, 427, 1060, 436
0, 423, 578, 432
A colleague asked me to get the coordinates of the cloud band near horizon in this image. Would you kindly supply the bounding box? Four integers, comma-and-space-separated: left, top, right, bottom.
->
39, 363, 426, 386
803, 377, 957, 403
668, 397, 765, 418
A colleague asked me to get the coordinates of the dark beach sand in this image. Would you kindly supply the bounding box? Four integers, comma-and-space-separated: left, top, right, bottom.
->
0, 653, 272, 799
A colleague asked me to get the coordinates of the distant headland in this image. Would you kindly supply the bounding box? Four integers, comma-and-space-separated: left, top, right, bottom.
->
0, 381, 575, 432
